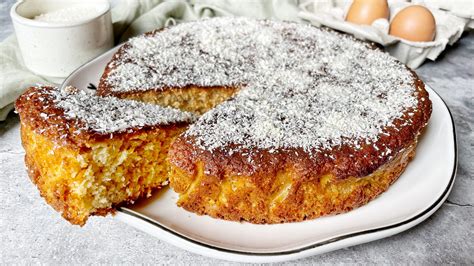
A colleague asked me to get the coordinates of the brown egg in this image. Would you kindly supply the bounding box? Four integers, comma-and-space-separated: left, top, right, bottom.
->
346, 0, 390, 25
389, 5, 436, 42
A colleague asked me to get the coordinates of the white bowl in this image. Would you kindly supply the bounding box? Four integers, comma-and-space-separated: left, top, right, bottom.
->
10, 0, 114, 81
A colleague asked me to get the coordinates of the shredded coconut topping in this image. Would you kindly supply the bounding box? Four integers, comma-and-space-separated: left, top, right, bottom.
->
104, 17, 418, 152
44, 86, 197, 134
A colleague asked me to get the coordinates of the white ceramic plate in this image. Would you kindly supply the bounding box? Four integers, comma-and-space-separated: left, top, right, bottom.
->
61, 46, 457, 263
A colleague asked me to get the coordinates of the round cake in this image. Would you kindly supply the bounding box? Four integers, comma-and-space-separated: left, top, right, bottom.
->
97, 18, 430, 223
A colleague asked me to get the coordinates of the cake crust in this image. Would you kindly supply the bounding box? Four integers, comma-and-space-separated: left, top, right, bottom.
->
169, 139, 418, 223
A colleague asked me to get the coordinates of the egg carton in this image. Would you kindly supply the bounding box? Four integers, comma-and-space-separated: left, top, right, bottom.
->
412, 0, 474, 25
298, 0, 472, 68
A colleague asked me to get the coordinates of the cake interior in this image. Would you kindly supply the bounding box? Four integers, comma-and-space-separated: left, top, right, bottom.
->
21, 122, 186, 225
118, 86, 239, 115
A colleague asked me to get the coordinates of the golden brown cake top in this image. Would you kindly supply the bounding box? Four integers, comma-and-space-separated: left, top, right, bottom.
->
15, 86, 197, 147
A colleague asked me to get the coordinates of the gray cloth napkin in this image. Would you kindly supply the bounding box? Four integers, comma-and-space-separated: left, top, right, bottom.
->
0, 0, 301, 121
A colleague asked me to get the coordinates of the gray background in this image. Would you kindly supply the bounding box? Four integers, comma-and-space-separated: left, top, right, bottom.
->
1, 0, 472, 264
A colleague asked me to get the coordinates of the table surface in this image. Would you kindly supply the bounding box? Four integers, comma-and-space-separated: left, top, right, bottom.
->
1, 1, 473, 264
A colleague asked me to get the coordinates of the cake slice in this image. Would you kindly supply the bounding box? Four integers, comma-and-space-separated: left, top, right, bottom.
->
15, 85, 196, 225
